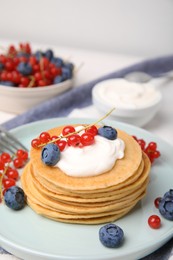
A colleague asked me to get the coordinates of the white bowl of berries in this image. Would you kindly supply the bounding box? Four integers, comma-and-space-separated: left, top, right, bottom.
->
92, 78, 162, 127
0, 43, 74, 114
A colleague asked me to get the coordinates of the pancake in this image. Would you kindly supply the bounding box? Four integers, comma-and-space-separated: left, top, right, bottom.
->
21, 124, 151, 224
30, 126, 143, 192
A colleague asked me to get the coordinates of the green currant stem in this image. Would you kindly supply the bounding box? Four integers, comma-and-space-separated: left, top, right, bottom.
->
38, 107, 115, 148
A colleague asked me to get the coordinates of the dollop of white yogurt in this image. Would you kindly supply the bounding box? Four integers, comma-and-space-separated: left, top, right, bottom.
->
56, 127, 125, 177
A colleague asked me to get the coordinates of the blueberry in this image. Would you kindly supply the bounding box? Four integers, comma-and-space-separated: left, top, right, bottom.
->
53, 75, 65, 84
62, 67, 73, 79
34, 50, 44, 61
41, 143, 60, 166
51, 57, 64, 67
98, 126, 117, 140
163, 189, 173, 199
64, 62, 74, 71
4, 186, 25, 210
99, 223, 124, 248
16, 52, 30, 58
0, 81, 15, 86
0, 62, 4, 71
159, 196, 173, 220
17, 62, 32, 76
44, 49, 54, 60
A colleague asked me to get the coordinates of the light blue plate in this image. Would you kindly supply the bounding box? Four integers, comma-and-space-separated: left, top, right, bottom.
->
0, 118, 173, 260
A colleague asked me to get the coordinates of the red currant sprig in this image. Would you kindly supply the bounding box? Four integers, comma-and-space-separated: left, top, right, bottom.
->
31, 108, 115, 150
132, 136, 161, 163
0, 149, 28, 203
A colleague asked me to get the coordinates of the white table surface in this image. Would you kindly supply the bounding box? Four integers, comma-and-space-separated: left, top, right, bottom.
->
0, 42, 173, 146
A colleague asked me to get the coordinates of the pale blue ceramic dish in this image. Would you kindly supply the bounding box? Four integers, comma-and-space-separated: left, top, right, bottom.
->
0, 118, 173, 260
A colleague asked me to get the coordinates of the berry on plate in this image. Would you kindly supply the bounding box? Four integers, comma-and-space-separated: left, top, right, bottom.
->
4, 186, 25, 210
159, 190, 173, 220
148, 215, 161, 229
99, 223, 124, 248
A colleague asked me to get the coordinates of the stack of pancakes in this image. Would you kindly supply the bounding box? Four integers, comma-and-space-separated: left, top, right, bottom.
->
21, 125, 151, 224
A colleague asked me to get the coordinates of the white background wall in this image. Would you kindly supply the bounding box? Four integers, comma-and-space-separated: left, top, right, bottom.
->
0, 0, 173, 57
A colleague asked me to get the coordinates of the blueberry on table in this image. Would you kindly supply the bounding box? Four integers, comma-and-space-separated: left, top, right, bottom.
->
99, 223, 124, 248
98, 126, 117, 140
4, 186, 25, 210
41, 143, 60, 166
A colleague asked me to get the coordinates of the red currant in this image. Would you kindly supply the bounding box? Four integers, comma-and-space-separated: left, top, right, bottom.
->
51, 135, 58, 141
57, 140, 67, 151
31, 138, 41, 148
62, 125, 75, 136
6, 72, 13, 81
0, 54, 7, 64
39, 132, 51, 143
137, 139, 146, 150
39, 79, 48, 87
12, 71, 21, 84
2, 178, 16, 189
13, 157, 24, 168
81, 133, 95, 146
0, 71, 8, 81
0, 161, 4, 171
29, 56, 37, 66
33, 64, 40, 72
6, 168, 19, 180
0, 152, 11, 163
34, 72, 43, 81
16, 149, 28, 161
148, 142, 157, 151
132, 135, 138, 141
67, 134, 81, 147
5, 60, 15, 71
147, 152, 155, 163
154, 197, 162, 208
148, 215, 161, 229
20, 77, 30, 87
152, 150, 161, 159
85, 125, 98, 136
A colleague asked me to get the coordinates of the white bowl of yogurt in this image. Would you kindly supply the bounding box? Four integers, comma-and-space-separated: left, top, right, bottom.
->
92, 78, 162, 127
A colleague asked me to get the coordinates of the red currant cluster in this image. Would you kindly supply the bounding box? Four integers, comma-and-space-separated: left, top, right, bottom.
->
0, 42, 73, 88
0, 149, 28, 202
132, 136, 161, 163
31, 125, 98, 150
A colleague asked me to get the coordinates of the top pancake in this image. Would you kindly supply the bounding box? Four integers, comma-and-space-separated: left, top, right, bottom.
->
30, 125, 142, 192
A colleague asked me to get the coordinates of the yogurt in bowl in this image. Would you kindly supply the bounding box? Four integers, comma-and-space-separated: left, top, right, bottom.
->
92, 78, 162, 127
